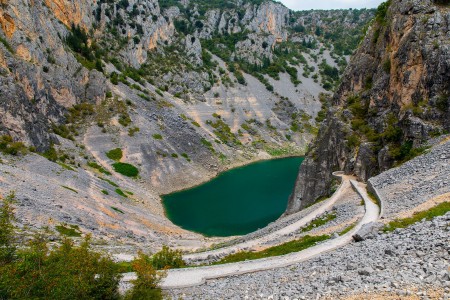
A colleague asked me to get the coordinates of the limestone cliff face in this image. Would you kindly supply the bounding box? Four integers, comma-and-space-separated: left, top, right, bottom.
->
286, 0, 450, 214
0, 0, 372, 152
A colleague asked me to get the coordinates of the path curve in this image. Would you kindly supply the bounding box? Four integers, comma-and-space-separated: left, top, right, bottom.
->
184, 172, 352, 261
121, 176, 380, 290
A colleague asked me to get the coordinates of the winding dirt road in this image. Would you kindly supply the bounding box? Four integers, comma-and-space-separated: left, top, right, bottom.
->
121, 174, 380, 289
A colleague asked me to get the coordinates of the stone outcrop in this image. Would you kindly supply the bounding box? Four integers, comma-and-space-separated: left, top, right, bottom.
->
0, 0, 373, 151
286, 0, 450, 213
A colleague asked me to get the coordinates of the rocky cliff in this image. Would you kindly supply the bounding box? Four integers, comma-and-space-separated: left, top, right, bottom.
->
0, 0, 374, 245
286, 0, 450, 214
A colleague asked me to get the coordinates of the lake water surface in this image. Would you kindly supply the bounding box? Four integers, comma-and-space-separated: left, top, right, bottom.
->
162, 157, 304, 237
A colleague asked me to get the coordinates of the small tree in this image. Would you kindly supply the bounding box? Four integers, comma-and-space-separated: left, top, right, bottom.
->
0, 192, 16, 264
125, 252, 165, 300
151, 245, 185, 270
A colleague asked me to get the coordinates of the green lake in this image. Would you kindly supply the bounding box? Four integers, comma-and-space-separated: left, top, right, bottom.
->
162, 157, 304, 237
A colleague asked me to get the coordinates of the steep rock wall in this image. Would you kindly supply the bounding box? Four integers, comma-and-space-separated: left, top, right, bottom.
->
286, 0, 450, 214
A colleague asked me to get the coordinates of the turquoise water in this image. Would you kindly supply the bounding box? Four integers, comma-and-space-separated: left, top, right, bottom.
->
162, 157, 304, 237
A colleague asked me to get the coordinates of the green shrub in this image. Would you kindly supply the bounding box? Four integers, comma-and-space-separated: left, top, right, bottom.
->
112, 163, 139, 177
0, 135, 27, 156
181, 153, 191, 162
151, 246, 185, 270
115, 188, 127, 198
0, 192, 16, 263
375, 1, 391, 23
0, 235, 121, 300
106, 148, 123, 161
87, 162, 112, 175
118, 113, 132, 127
436, 94, 449, 112
124, 252, 164, 300
111, 207, 124, 214
128, 127, 140, 137
0, 36, 13, 54
55, 224, 81, 237
152, 134, 163, 140
382, 58, 391, 73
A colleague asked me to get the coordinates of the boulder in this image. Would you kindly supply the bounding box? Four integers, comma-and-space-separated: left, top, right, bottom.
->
352, 222, 383, 242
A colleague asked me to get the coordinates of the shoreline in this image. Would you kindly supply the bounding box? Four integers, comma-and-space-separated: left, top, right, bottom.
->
158, 154, 305, 240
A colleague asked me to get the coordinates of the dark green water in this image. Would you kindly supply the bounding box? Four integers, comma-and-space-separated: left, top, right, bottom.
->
162, 157, 303, 237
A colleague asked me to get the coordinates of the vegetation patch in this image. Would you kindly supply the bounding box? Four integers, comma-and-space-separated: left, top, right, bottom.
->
0, 36, 14, 54
112, 162, 139, 177
111, 206, 124, 214
0, 135, 28, 156
106, 148, 123, 161
215, 235, 330, 264
115, 188, 128, 198
55, 224, 82, 237
152, 134, 163, 140
181, 153, 191, 162
151, 246, 185, 270
87, 161, 112, 175
100, 177, 119, 187
383, 202, 450, 232
0, 192, 165, 299
61, 186, 78, 194
128, 127, 140, 137
206, 118, 241, 146
301, 212, 336, 233
338, 223, 357, 236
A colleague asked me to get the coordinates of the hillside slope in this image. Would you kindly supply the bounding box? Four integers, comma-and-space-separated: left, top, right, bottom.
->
0, 0, 373, 247
287, 0, 449, 213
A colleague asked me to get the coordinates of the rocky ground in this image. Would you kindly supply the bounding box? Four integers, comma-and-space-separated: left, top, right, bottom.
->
169, 213, 450, 300
369, 138, 450, 219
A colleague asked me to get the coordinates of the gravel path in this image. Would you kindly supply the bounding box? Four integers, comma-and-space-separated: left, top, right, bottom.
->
169, 212, 449, 300
183, 173, 355, 263
120, 176, 380, 290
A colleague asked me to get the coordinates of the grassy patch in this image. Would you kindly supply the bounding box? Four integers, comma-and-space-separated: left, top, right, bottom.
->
101, 190, 109, 195
0, 135, 28, 156
338, 223, 357, 236
214, 235, 330, 264
57, 162, 76, 171
301, 212, 336, 233
106, 148, 123, 161
367, 191, 380, 206
152, 134, 163, 140
87, 162, 112, 175
383, 202, 450, 232
111, 206, 124, 214
128, 127, 140, 137
112, 162, 139, 177
100, 177, 119, 187
55, 224, 81, 237
115, 188, 128, 198
61, 186, 78, 194
0, 36, 14, 53
181, 153, 191, 162
265, 147, 298, 157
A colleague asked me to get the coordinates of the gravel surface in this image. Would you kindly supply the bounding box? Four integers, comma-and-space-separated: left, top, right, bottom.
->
369, 139, 450, 218
169, 212, 450, 300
